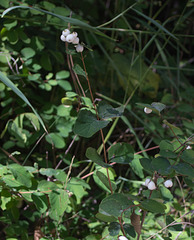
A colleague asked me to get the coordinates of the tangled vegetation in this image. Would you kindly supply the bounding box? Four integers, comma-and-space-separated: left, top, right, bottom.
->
0, 0, 193, 239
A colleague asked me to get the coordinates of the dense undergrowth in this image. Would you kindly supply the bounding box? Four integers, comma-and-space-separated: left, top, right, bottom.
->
0, 0, 194, 239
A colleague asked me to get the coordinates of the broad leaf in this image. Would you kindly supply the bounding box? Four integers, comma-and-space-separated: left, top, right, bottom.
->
8, 164, 32, 188
96, 171, 116, 192
123, 224, 136, 238
98, 101, 124, 119
32, 192, 48, 213
140, 158, 153, 173
151, 157, 172, 175
49, 189, 69, 221
72, 64, 86, 78
108, 222, 120, 236
173, 163, 194, 178
99, 193, 133, 217
73, 109, 109, 138
181, 149, 194, 164
86, 147, 111, 168
140, 199, 166, 213
108, 143, 134, 164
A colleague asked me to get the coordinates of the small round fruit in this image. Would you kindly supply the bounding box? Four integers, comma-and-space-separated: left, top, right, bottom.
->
60, 35, 66, 42
118, 236, 128, 240
148, 181, 156, 190
62, 29, 70, 36
145, 178, 151, 187
72, 37, 79, 44
66, 33, 76, 43
144, 107, 152, 114
72, 32, 78, 38
164, 179, 173, 188
76, 44, 84, 52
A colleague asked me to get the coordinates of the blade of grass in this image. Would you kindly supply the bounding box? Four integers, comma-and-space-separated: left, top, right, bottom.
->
132, 8, 177, 40
1, 5, 113, 40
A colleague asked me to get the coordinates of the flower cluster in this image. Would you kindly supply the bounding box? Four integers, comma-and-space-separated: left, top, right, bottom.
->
60, 29, 84, 53
144, 178, 173, 190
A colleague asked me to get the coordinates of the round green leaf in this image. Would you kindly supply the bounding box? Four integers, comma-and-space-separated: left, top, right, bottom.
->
108, 222, 120, 236
21, 47, 35, 59
45, 133, 65, 149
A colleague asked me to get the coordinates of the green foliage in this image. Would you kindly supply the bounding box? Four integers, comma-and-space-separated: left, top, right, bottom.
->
0, 0, 193, 239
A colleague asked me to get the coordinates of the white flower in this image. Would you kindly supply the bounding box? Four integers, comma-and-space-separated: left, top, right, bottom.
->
118, 236, 128, 240
148, 181, 156, 190
164, 179, 173, 188
66, 33, 77, 43
76, 44, 84, 52
72, 37, 79, 44
60, 35, 66, 42
62, 29, 70, 36
145, 178, 151, 187
144, 107, 152, 114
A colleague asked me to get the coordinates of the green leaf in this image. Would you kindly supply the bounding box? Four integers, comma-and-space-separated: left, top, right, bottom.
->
56, 70, 70, 79
108, 222, 120, 236
140, 199, 166, 213
159, 186, 173, 201
150, 102, 166, 112
0, 72, 47, 132
39, 168, 56, 177
98, 101, 124, 119
45, 133, 65, 149
21, 47, 35, 59
123, 224, 136, 238
73, 109, 110, 138
99, 193, 133, 218
181, 149, 194, 164
86, 147, 111, 168
38, 180, 58, 192
72, 64, 86, 78
163, 120, 183, 136
3, 174, 22, 188
40, 53, 52, 71
96, 171, 116, 192
8, 164, 32, 188
130, 154, 144, 178
140, 158, 153, 173
67, 178, 89, 204
173, 163, 194, 178
49, 189, 69, 221
32, 192, 48, 213
108, 143, 134, 164
151, 157, 172, 175
95, 212, 117, 222
24, 113, 40, 131
93, 168, 115, 193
